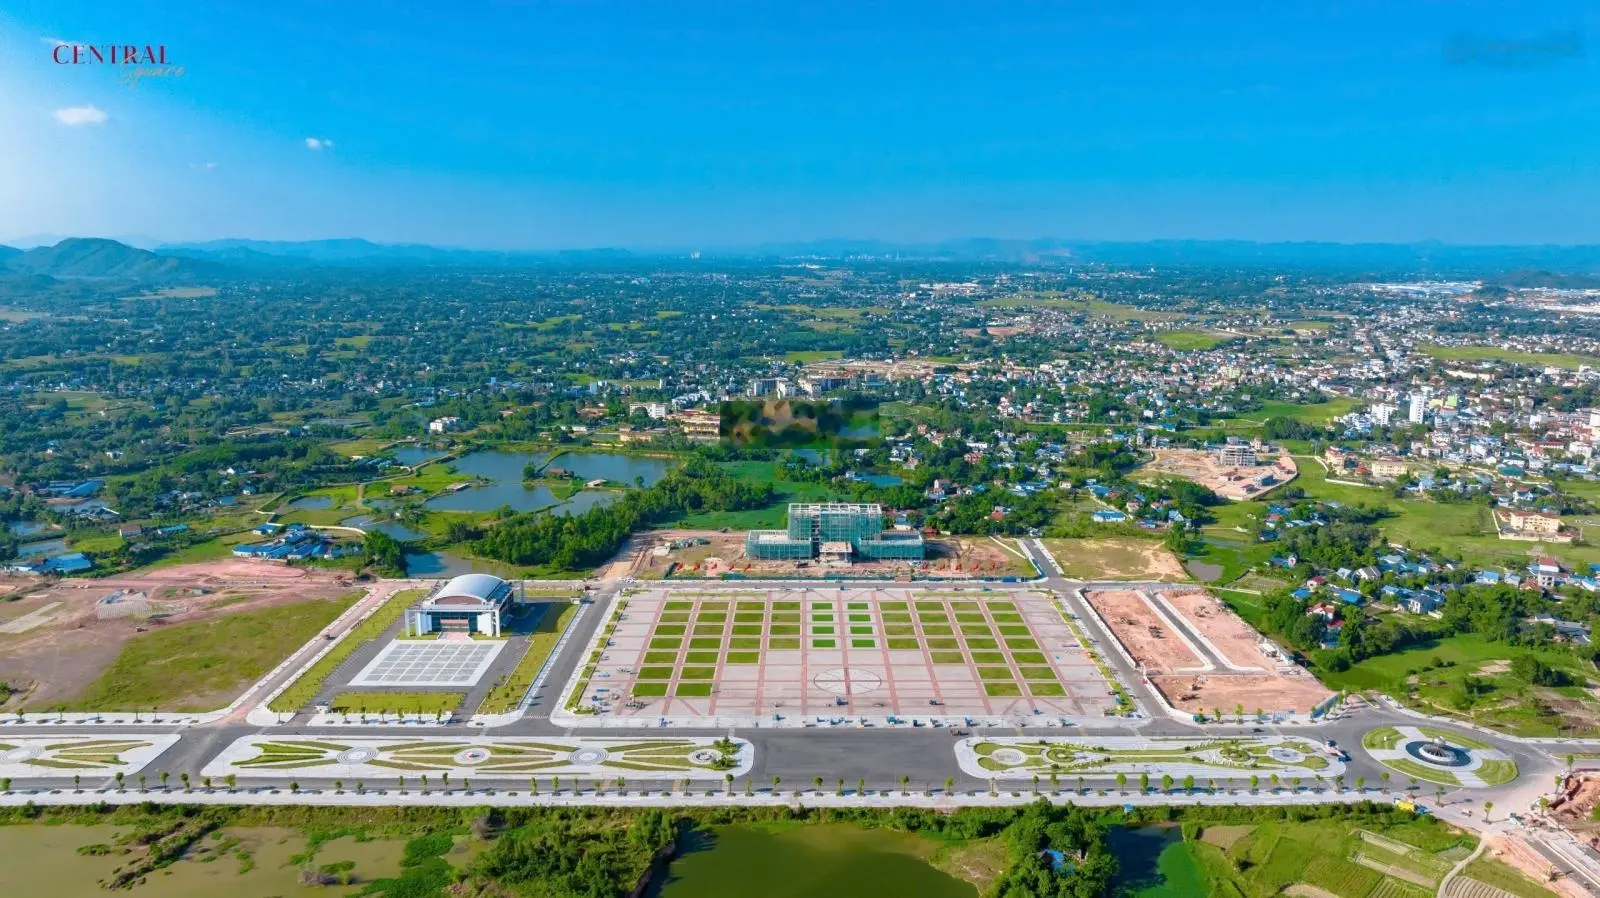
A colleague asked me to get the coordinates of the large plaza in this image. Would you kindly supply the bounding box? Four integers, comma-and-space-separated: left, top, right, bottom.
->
562, 585, 1125, 724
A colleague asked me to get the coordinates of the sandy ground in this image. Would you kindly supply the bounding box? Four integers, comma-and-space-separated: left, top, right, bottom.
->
1491, 835, 1593, 898
619, 531, 1032, 580
1044, 538, 1188, 580
1084, 589, 1203, 673
1150, 672, 1333, 716
1161, 589, 1280, 671
0, 560, 357, 709
1140, 448, 1298, 501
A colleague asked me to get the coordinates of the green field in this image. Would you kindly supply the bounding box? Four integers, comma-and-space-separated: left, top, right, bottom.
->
53, 593, 361, 712
1319, 632, 1599, 737
1155, 331, 1230, 351
782, 350, 846, 363
670, 460, 845, 529
1423, 343, 1600, 371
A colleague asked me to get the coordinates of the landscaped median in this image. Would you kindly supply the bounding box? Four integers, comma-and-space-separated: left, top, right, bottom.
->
266, 587, 426, 714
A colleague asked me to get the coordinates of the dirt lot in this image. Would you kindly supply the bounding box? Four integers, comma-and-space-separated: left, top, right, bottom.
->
1043, 538, 1188, 581
1139, 448, 1298, 501
1085, 588, 1203, 673
1161, 588, 1279, 670
1149, 672, 1332, 716
0, 560, 357, 709
617, 531, 1034, 580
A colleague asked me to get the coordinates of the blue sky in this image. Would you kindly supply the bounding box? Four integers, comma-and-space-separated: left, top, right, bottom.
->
1, 1, 1597, 248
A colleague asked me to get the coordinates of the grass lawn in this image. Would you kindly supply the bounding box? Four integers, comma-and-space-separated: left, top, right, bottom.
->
1318, 632, 1598, 737
56, 593, 361, 712
1423, 343, 1600, 371
1155, 330, 1230, 351
268, 587, 424, 713
782, 350, 846, 363
328, 690, 461, 716
671, 460, 846, 529
474, 602, 579, 715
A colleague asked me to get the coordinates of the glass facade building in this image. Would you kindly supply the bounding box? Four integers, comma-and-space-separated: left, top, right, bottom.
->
746, 503, 924, 561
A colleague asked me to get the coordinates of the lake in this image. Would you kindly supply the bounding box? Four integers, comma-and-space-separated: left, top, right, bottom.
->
423, 450, 667, 513
851, 472, 903, 487
1106, 826, 1205, 897
17, 537, 68, 557
343, 514, 427, 542
405, 550, 523, 579
392, 446, 446, 467
287, 496, 334, 510
656, 823, 973, 898
8, 521, 52, 538
0, 824, 409, 898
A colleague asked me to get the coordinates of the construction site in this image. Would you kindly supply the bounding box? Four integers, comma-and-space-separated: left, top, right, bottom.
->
1138, 446, 1298, 501
1082, 586, 1332, 717
620, 530, 1036, 580
0, 560, 357, 710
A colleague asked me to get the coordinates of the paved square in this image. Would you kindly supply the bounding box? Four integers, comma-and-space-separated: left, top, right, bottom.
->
566, 585, 1123, 723
350, 640, 505, 687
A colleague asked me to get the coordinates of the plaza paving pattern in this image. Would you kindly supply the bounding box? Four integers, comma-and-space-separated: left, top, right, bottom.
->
0, 735, 180, 778
349, 639, 505, 687
955, 735, 1348, 781
1361, 725, 1519, 789
566, 585, 1123, 724
202, 736, 753, 781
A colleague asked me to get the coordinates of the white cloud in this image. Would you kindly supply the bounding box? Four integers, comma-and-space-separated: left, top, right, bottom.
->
53, 105, 108, 126
304, 137, 333, 151
189, 162, 218, 170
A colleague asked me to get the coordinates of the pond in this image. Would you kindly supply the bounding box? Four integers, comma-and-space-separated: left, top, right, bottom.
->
838, 419, 880, 439
423, 451, 663, 513
17, 537, 68, 557
655, 823, 974, 898
7, 521, 52, 538
392, 446, 446, 467
287, 496, 334, 510
851, 472, 903, 487
1105, 826, 1205, 897
0, 824, 409, 898
791, 447, 828, 465
342, 514, 428, 542
405, 550, 523, 579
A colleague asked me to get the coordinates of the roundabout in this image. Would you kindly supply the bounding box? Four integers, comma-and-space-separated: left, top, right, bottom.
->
1360, 725, 1517, 788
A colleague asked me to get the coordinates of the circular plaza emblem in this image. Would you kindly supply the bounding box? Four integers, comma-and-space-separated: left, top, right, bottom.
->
452, 747, 492, 766
568, 747, 610, 767
989, 748, 1028, 766
335, 748, 378, 765
812, 667, 883, 696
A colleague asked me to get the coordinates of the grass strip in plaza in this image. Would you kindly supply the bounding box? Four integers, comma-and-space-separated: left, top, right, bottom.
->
327, 691, 462, 717
476, 602, 579, 715
268, 588, 425, 713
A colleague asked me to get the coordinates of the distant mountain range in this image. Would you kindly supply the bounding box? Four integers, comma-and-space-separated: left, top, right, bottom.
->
4, 236, 1600, 285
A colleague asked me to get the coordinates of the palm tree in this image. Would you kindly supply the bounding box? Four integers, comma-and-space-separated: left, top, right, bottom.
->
115, 771, 125, 791
988, 777, 997, 797
137, 774, 147, 792
943, 776, 954, 795
839, 778, 847, 796
1483, 801, 1493, 822
1269, 774, 1281, 791
225, 773, 236, 792
72, 774, 81, 791
1076, 775, 1085, 796
398, 775, 406, 794
1139, 772, 1150, 793
1355, 776, 1365, 792
857, 777, 866, 796
334, 779, 344, 793
900, 774, 910, 795
158, 771, 169, 790
441, 772, 450, 793
771, 775, 781, 795
290, 781, 299, 794
1380, 771, 1391, 789
813, 776, 823, 794
355, 781, 364, 794
1435, 786, 1446, 806
1032, 774, 1040, 794
420, 774, 429, 791
592, 778, 604, 796
726, 773, 735, 795
203, 776, 212, 791
180, 773, 190, 791
1249, 775, 1259, 793
529, 777, 538, 795
552, 776, 560, 794
1233, 703, 1244, 723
